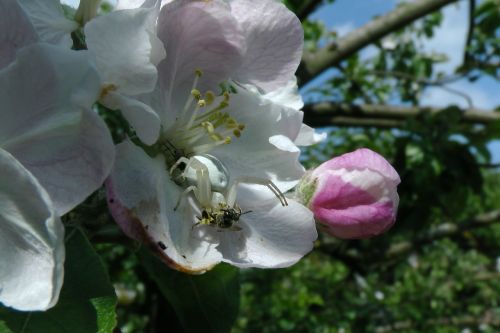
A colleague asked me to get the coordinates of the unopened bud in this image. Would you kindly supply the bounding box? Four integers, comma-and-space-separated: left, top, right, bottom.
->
296, 148, 400, 239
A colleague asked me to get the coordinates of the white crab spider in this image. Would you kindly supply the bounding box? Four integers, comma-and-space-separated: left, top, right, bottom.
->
170, 154, 288, 229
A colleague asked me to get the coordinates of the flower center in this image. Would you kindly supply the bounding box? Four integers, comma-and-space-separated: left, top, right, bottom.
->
163, 70, 245, 159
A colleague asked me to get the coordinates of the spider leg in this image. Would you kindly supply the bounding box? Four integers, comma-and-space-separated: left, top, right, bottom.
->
174, 185, 197, 211
226, 177, 288, 207
169, 156, 191, 176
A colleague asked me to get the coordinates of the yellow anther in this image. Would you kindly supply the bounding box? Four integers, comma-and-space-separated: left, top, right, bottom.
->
224, 136, 232, 144
191, 89, 202, 100
233, 129, 241, 138
195, 69, 203, 77
197, 100, 206, 108
226, 117, 237, 128
205, 91, 215, 105
238, 124, 246, 131
223, 91, 230, 102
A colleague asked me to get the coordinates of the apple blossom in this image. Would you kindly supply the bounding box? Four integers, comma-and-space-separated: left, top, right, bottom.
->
0, 0, 114, 310
19, 0, 166, 145
296, 149, 401, 239
106, 0, 318, 273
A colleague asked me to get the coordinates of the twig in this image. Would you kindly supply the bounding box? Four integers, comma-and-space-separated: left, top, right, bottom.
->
463, 0, 476, 66
368, 70, 475, 108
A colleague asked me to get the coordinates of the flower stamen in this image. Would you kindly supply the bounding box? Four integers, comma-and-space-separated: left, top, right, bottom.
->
165, 70, 246, 158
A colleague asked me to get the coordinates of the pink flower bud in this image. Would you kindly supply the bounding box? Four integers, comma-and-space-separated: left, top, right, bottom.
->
297, 148, 400, 239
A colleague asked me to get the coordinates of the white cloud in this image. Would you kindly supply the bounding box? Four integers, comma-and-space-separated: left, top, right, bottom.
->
332, 21, 356, 38
61, 0, 79, 6
423, 1, 468, 74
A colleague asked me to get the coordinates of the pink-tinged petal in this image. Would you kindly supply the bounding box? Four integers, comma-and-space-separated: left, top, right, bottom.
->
314, 148, 401, 186
85, 6, 165, 96
102, 92, 161, 145
156, 0, 244, 113
18, 0, 78, 48
0, 148, 64, 311
229, 0, 303, 92
317, 200, 396, 239
219, 196, 317, 268
0, 0, 37, 69
0, 44, 114, 215
106, 140, 222, 273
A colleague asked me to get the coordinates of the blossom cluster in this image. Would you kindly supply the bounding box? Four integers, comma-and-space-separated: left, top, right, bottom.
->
0, 0, 400, 312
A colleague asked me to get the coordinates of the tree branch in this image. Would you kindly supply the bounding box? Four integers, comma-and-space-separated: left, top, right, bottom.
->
298, 0, 459, 85
296, 0, 324, 21
463, 0, 476, 66
303, 103, 500, 128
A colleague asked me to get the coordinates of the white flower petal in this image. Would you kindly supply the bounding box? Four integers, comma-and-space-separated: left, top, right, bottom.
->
220, 197, 317, 268
229, 0, 303, 92
107, 140, 222, 273
102, 92, 161, 145
0, 0, 37, 69
0, 44, 114, 215
85, 6, 165, 96
0, 148, 64, 311
295, 124, 327, 146
262, 77, 304, 110
18, 0, 78, 48
212, 87, 305, 192
156, 0, 244, 114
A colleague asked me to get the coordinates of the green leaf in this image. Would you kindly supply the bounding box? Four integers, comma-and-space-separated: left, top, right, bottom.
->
141, 251, 240, 333
0, 229, 117, 333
